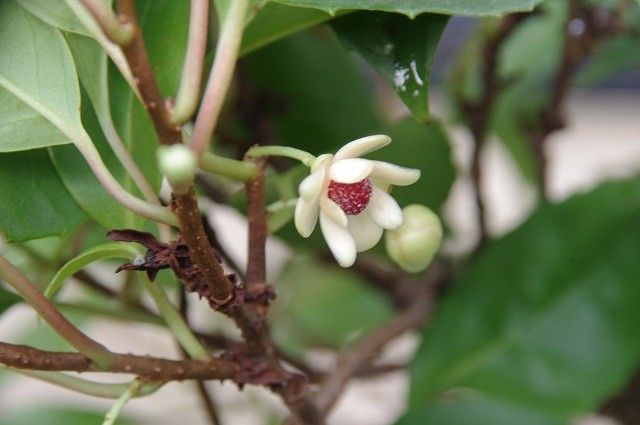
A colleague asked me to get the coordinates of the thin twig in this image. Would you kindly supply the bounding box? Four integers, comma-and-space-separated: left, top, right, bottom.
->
0, 342, 238, 381
190, 0, 249, 159
116, 0, 182, 146
314, 282, 437, 415
462, 12, 533, 249
79, 0, 134, 45
0, 255, 115, 369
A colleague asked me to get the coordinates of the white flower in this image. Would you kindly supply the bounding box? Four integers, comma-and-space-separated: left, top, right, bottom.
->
294, 135, 421, 267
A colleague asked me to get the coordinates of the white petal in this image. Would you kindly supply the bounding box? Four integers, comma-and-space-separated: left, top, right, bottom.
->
311, 153, 333, 172
320, 211, 356, 267
347, 212, 383, 252
329, 159, 374, 183
334, 135, 391, 160
294, 198, 319, 237
370, 161, 421, 186
368, 186, 403, 229
299, 168, 325, 201
320, 196, 348, 227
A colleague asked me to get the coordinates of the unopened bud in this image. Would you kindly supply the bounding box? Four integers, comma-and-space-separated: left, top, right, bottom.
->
157, 144, 197, 195
385, 204, 442, 273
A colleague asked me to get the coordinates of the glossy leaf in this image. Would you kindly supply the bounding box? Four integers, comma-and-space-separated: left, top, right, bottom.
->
241, 2, 333, 55
272, 256, 393, 354
15, 0, 89, 36
399, 392, 560, 425
409, 177, 640, 421
0, 150, 86, 242
242, 29, 380, 155
0, 1, 83, 151
269, 0, 543, 17
333, 12, 449, 122
45, 243, 142, 300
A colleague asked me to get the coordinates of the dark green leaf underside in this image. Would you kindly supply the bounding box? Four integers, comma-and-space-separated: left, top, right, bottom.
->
0, 149, 86, 242
270, 0, 543, 17
409, 176, 640, 421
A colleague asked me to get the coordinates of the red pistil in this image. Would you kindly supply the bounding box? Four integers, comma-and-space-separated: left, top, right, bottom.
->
327, 178, 372, 215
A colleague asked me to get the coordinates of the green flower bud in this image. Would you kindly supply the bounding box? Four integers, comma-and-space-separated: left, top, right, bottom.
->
157, 144, 197, 194
385, 204, 443, 273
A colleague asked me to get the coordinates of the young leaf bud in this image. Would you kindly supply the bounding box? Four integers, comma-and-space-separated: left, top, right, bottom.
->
157, 144, 197, 195
385, 204, 442, 273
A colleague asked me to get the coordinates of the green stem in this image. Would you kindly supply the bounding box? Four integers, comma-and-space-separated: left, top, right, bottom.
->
79, 0, 134, 45
190, 0, 248, 159
200, 151, 257, 181
171, 0, 210, 124
56, 302, 164, 326
2, 366, 161, 399
266, 198, 297, 233
0, 255, 115, 370
103, 379, 144, 425
75, 140, 178, 226
246, 146, 316, 167
139, 277, 208, 359
65, 0, 141, 101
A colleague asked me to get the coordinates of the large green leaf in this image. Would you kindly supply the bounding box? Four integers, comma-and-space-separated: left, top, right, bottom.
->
269, 0, 543, 17
0, 1, 83, 151
408, 177, 640, 421
333, 12, 448, 122
15, 0, 89, 36
242, 29, 380, 155
241, 2, 333, 55
272, 256, 393, 354
398, 392, 560, 425
0, 150, 86, 242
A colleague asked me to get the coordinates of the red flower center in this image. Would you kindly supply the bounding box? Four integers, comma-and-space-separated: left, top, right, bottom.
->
327, 178, 372, 215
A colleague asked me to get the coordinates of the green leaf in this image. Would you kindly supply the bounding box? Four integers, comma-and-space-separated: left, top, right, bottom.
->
242, 29, 380, 155
269, 0, 543, 17
399, 392, 560, 425
241, 2, 333, 55
45, 243, 142, 300
577, 35, 640, 86
409, 177, 640, 420
370, 118, 456, 212
0, 286, 21, 315
333, 12, 448, 122
272, 256, 393, 354
0, 1, 84, 151
50, 91, 140, 229
0, 150, 86, 242
1, 407, 135, 425
15, 0, 89, 36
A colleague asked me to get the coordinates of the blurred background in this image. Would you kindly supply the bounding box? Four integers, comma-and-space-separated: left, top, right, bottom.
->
1, 6, 639, 425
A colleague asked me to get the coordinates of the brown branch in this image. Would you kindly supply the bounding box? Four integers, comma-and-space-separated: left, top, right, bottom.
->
530, 0, 625, 195
244, 159, 268, 287
116, 0, 181, 146
117, 0, 235, 306
313, 278, 438, 416
172, 190, 235, 304
0, 342, 239, 382
462, 12, 534, 249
